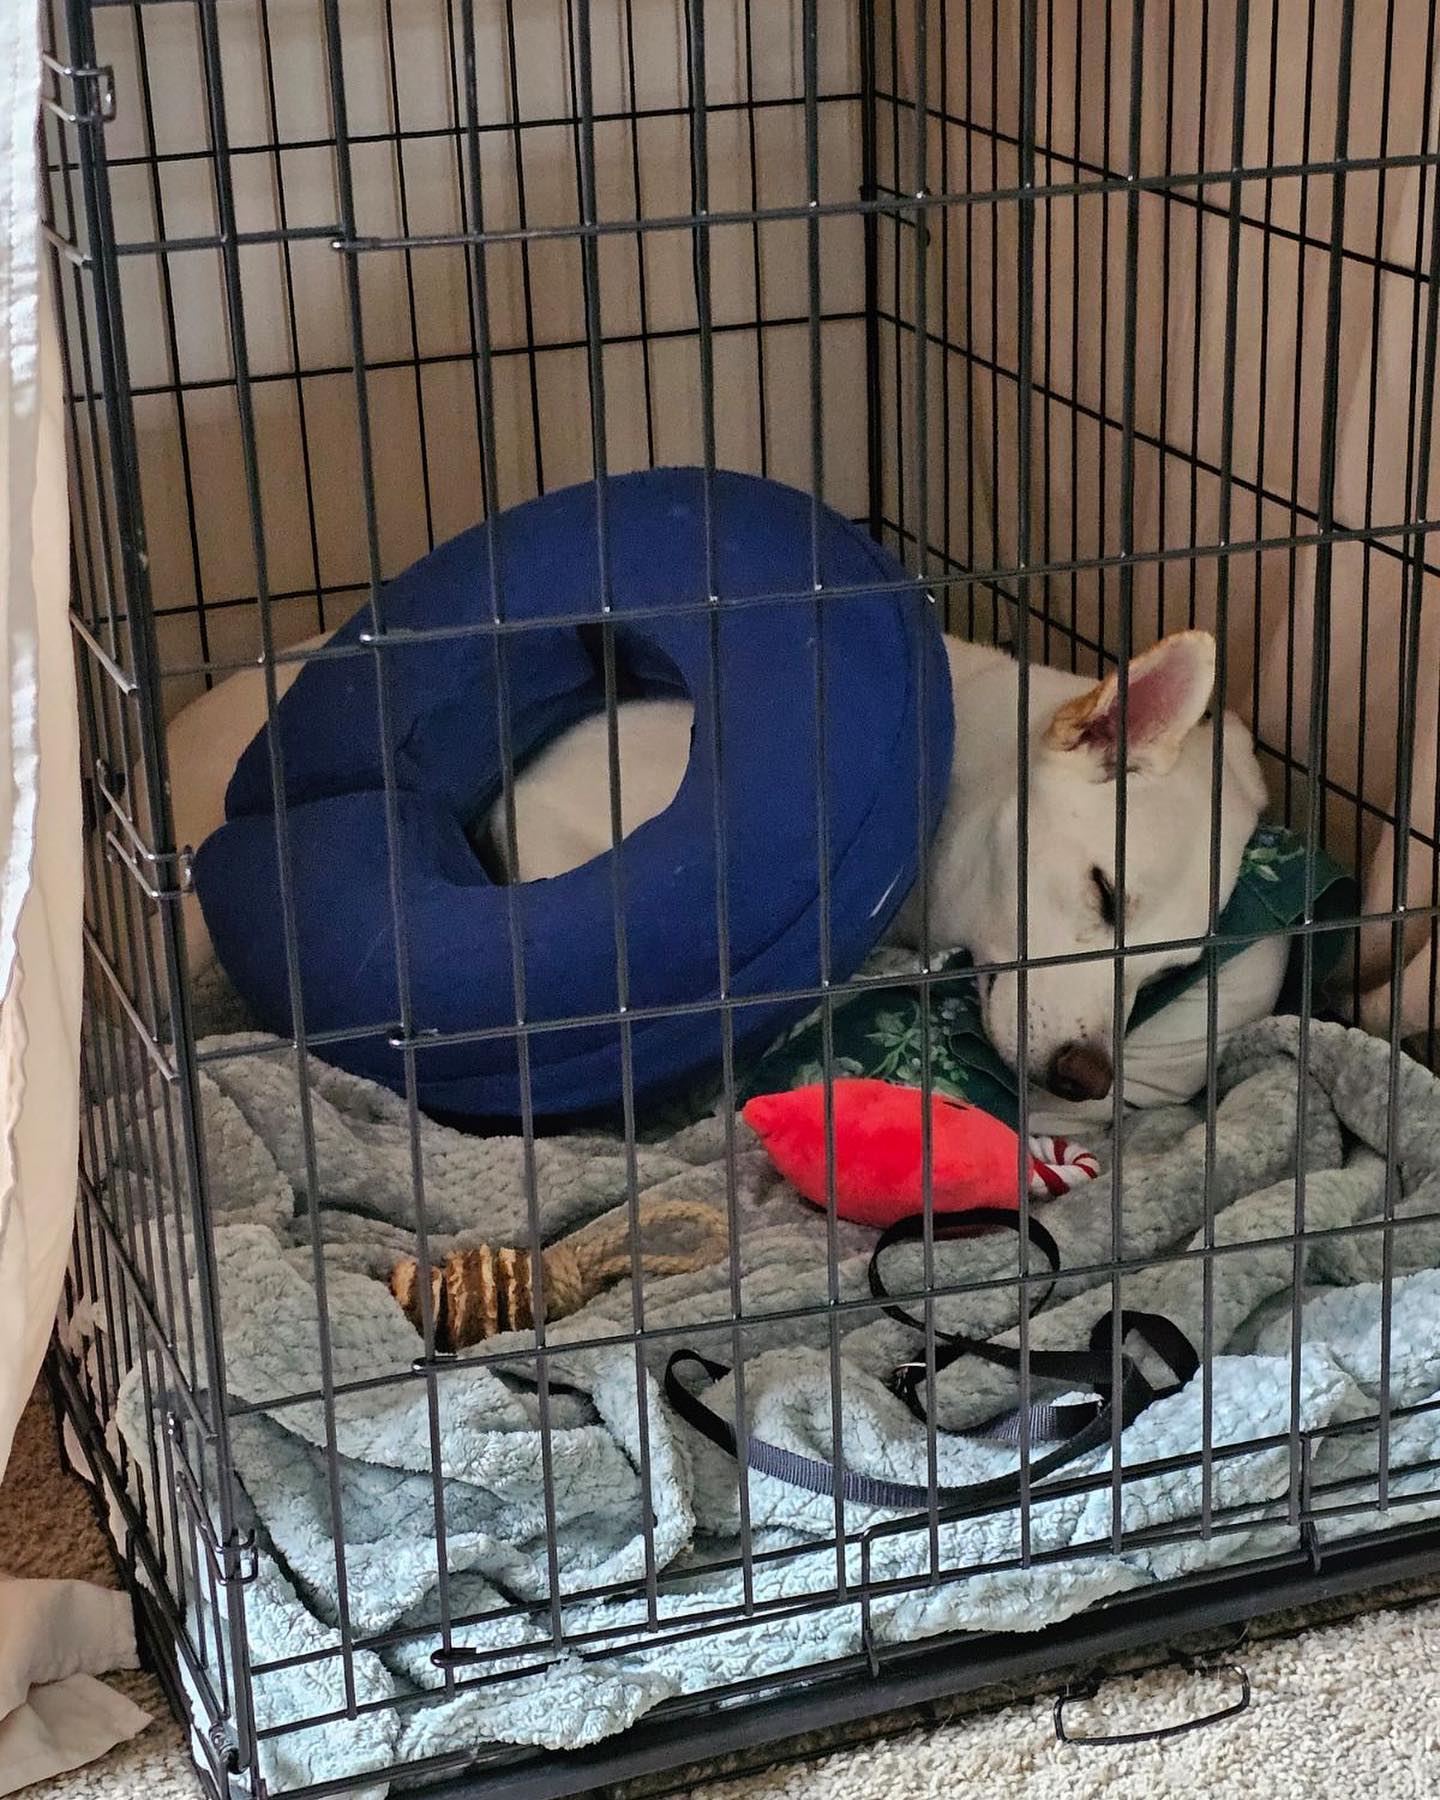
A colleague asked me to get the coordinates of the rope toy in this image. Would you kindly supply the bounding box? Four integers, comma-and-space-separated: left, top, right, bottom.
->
389, 1197, 730, 1350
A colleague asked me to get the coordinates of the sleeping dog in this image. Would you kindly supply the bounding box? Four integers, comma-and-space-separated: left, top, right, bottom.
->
152, 626, 1267, 1104
482, 628, 1270, 1103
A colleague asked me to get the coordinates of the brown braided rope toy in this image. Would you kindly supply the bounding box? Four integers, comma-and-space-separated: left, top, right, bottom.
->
389, 1197, 729, 1349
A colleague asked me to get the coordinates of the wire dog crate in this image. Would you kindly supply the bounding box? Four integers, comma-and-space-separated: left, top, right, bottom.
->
39, 0, 1440, 1795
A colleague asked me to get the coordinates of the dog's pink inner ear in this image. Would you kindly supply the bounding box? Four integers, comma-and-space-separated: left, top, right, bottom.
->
1084, 641, 1209, 749
1047, 631, 1215, 775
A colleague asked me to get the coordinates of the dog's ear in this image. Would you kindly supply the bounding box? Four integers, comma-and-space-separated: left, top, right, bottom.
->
1043, 630, 1216, 780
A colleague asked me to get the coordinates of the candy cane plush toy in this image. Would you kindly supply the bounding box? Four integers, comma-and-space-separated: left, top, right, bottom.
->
742, 1079, 1099, 1230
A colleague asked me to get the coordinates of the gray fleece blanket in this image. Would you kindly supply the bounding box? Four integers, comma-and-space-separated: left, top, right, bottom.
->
94, 1018, 1440, 1797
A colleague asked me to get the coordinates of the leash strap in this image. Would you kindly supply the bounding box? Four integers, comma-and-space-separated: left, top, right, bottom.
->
663, 1207, 1199, 1512
663, 1345, 1162, 1511
867, 1210, 1196, 1436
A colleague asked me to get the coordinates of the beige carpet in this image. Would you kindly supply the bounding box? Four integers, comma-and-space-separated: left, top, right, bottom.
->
4, 1383, 1440, 1800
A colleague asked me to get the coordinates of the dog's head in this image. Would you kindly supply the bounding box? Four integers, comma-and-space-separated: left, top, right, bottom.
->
960, 630, 1268, 1102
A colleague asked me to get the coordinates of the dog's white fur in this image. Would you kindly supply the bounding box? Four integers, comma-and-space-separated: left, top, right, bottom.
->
895, 634, 1268, 1088
148, 625, 1267, 1099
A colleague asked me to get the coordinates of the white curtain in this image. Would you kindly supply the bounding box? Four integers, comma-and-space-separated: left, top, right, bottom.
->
0, 0, 82, 1489
0, 6, 148, 1786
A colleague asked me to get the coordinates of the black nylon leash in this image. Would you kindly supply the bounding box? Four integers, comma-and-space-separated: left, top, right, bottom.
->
663, 1207, 1199, 1511
868, 1208, 1197, 1436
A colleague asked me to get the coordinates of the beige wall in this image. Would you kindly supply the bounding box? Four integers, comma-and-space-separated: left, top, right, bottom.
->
874, 0, 1440, 1025
75, 0, 869, 716
63, 0, 1440, 1027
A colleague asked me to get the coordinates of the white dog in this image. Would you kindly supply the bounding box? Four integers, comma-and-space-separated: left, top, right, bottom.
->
149, 624, 1270, 1105
484, 628, 1270, 1103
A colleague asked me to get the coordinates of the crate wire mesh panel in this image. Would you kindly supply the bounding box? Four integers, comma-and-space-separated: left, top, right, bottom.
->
40, 0, 1440, 1795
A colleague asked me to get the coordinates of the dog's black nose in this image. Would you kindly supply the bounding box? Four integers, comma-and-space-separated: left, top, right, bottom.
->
1047, 1042, 1113, 1102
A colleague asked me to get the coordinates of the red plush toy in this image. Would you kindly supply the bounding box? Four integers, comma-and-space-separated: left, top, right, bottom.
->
741, 1079, 1097, 1229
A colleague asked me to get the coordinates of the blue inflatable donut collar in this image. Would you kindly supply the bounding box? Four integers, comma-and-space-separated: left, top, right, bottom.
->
194, 469, 955, 1121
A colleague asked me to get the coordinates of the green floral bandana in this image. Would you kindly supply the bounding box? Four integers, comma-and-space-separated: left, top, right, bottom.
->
733, 823, 1356, 1132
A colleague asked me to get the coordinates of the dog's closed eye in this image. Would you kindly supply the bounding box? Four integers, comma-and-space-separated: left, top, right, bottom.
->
1091, 866, 1117, 928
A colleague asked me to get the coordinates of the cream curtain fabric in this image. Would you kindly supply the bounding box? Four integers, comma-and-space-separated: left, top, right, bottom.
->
0, 7, 146, 1789
0, 0, 82, 1487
